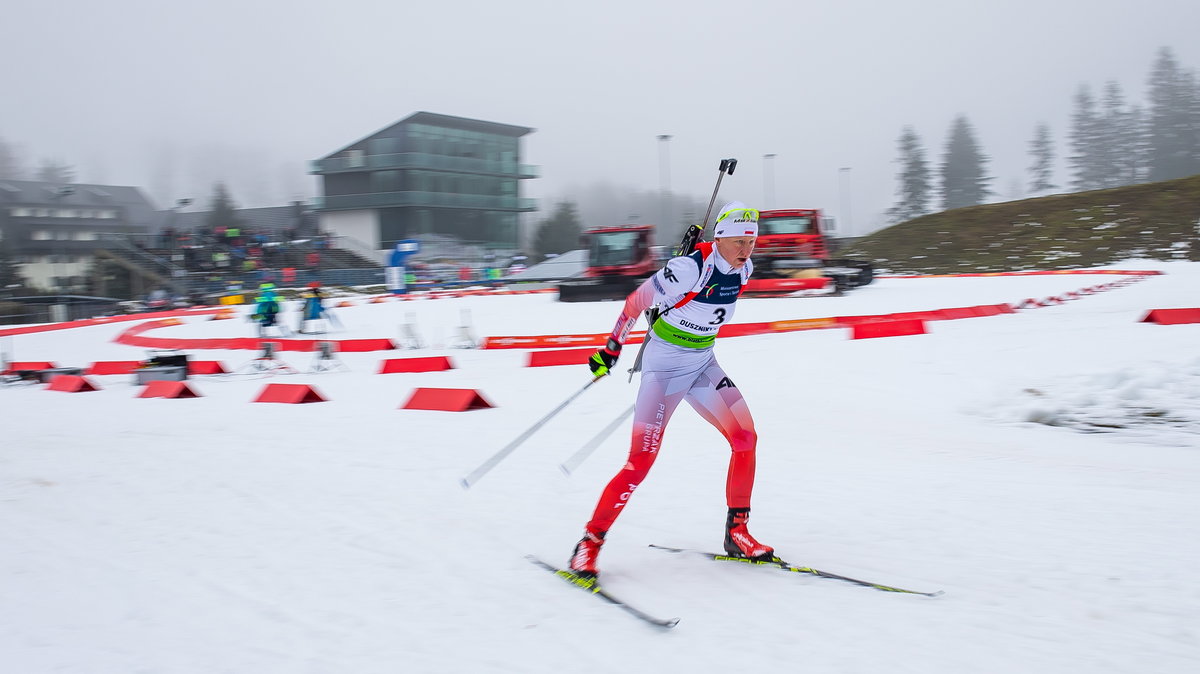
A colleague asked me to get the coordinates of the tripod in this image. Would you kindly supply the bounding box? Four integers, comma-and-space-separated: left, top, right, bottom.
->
309, 341, 348, 373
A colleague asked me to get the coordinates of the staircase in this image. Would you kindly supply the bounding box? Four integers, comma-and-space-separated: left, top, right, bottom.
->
94, 237, 191, 296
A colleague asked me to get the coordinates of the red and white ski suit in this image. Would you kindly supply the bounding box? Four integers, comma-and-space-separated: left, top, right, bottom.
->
583, 243, 757, 536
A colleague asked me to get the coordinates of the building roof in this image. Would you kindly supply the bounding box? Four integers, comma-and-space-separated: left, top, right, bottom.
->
169, 203, 313, 235
0, 179, 159, 228
319, 111, 535, 160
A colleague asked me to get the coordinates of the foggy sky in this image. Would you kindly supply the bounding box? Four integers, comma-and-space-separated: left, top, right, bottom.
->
3, 0, 1198, 236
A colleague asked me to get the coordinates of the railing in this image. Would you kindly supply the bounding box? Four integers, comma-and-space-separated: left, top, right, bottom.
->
314, 191, 537, 211
95, 233, 192, 294
311, 152, 539, 178
330, 235, 387, 265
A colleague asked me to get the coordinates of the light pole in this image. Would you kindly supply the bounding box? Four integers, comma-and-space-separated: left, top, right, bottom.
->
763, 153, 777, 209
838, 167, 852, 236
657, 134, 672, 232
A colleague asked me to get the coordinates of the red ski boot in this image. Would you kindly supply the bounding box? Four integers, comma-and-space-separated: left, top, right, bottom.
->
724, 508, 776, 561
568, 530, 606, 578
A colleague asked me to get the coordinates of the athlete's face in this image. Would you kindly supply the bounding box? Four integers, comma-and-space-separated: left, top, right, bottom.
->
715, 236, 756, 269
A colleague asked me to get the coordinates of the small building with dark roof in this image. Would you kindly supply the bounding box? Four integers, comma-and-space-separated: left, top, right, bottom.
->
309, 111, 538, 256
0, 179, 158, 291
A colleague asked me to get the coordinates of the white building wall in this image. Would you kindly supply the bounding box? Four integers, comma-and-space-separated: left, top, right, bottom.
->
318, 210, 379, 252
20, 259, 89, 291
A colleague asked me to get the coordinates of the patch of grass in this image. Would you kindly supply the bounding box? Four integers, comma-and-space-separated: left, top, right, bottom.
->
841, 174, 1200, 274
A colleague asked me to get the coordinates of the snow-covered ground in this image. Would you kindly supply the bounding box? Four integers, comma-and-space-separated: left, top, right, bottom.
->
3, 261, 1198, 673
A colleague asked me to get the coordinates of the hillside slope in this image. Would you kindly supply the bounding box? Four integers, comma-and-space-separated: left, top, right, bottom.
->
841, 174, 1200, 274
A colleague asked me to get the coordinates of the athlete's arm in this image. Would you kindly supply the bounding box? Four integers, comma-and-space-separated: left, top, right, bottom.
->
606, 255, 699, 345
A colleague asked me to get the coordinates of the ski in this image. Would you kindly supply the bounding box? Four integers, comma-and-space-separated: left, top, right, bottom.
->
525, 555, 680, 628
649, 544, 943, 597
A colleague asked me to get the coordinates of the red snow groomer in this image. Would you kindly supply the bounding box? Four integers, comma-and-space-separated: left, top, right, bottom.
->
752, 208, 874, 293
557, 224, 659, 302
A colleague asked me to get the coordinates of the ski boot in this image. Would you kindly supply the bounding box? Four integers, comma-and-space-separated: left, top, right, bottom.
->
724, 508, 776, 561
568, 529, 606, 578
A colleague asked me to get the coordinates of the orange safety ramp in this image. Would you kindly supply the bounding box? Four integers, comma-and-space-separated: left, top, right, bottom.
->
46, 375, 101, 392
851, 319, 928, 340
138, 381, 202, 398
401, 388, 494, 411
378, 356, 454, 374
527, 348, 593, 368
253, 383, 327, 403
1141, 308, 1200, 325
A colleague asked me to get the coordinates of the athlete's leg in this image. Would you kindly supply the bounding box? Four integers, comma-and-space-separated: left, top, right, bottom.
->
683, 361, 757, 508
583, 369, 692, 534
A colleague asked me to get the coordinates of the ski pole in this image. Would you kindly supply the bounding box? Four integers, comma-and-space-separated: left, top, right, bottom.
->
560, 403, 635, 476
460, 375, 603, 489
628, 158, 737, 381
322, 308, 343, 330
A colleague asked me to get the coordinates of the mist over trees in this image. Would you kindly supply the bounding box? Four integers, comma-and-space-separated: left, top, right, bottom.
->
0, 136, 24, 180
888, 127, 932, 222
35, 158, 75, 184
1028, 123, 1057, 194
939, 115, 992, 210
1146, 47, 1200, 182
204, 183, 244, 233
532, 201, 583, 260
889, 46, 1200, 227
553, 184, 708, 249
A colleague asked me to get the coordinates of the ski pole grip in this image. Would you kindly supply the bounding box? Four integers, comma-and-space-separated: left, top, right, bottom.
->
727, 158, 737, 174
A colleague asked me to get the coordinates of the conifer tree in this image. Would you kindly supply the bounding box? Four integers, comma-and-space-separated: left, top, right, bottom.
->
939, 115, 991, 210
889, 127, 932, 222
1146, 47, 1200, 181
205, 183, 244, 234
1099, 81, 1146, 187
1068, 85, 1104, 191
35, 158, 75, 184
1027, 123, 1057, 194
0, 136, 22, 180
532, 200, 584, 261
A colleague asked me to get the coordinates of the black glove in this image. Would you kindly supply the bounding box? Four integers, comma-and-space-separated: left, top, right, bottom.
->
588, 338, 622, 377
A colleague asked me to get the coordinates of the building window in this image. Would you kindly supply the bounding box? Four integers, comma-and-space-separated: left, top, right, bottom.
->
33, 230, 52, 240
371, 170, 401, 193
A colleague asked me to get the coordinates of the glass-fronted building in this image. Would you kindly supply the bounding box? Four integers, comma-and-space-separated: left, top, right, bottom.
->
310, 112, 538, 254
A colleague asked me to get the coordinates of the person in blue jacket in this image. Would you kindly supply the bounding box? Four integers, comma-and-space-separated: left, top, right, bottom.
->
251, 282, 289, 337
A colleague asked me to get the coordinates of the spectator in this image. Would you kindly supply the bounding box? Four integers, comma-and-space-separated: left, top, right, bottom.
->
251, 282, 288, 337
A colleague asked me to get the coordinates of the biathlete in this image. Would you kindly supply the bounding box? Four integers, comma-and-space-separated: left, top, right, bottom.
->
569, 201, 774, 578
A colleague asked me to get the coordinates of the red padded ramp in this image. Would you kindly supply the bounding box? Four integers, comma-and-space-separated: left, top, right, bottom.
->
378, 356, 454, 374
188, 361, 229, 375
86, 361, 142, 375
138, 381, 202, 399
851, 319, 928, 340
1141, 308, 1200, 325
3, 361, 57, 374
253, 383, 327, 404
46, 375, 101, 392
527, 348, 593, 368
401, 388, 494, 411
